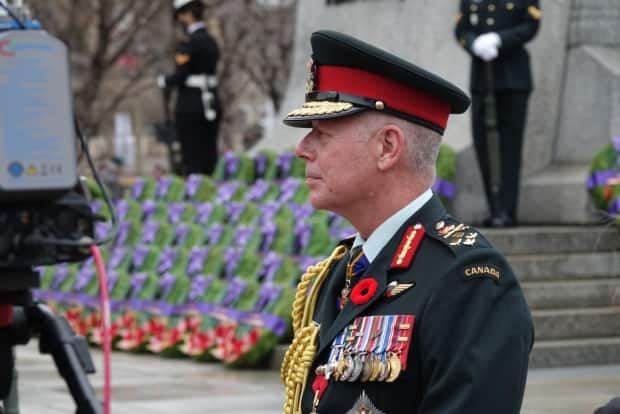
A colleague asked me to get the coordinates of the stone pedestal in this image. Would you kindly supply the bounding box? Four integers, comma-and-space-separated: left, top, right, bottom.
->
556, 46, 620, 164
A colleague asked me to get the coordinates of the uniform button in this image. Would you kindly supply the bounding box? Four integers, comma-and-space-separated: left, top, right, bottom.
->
486, 17, 495, 25
488, 4, 496, 11
506, 2, 514, 10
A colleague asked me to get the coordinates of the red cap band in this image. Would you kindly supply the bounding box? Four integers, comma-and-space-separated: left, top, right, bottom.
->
317, 65, 451, 130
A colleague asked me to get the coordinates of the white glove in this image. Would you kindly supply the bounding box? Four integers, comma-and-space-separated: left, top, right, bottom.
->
472, 32, 501, 62
157, 74, 167, 89
479, 32, 502, 48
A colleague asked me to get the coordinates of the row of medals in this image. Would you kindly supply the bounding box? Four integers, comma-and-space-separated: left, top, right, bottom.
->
316, 351, 402, 383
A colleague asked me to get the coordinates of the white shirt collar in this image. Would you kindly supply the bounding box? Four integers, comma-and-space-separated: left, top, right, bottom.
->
353, 189, 433, 262
187, 21, 205, 34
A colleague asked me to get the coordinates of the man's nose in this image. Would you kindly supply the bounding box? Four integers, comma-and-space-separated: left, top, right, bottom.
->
295, 133, 314, 161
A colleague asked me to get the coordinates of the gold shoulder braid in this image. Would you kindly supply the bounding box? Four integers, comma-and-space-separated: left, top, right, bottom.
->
281, 245, 348, 414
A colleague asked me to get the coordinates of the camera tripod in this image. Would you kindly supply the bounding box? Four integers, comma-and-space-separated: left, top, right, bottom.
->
0, 269, 103, 414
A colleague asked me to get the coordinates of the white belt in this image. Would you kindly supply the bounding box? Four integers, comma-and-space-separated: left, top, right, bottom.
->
185, 74, 218, 89
185, 74, 218, 121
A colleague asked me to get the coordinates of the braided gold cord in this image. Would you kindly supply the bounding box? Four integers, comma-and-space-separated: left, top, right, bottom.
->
281, 245, 347, 414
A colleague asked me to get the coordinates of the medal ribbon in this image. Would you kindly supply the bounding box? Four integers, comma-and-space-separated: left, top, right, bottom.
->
389, 314, 415, 371
327, 328, 346, 367
349, 316, 368, 354
354, 315, 373, 356
376, 315, 395, 359
365, 316, 381, 356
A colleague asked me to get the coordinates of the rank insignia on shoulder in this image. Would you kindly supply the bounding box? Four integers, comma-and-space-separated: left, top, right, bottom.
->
391, 224, 425, 269
464, 264, 501, 281
175, 53, 190, 65
345, 391, 386, 414
320, 314, 415, 384
435, 219, 479, 247
385, 281, 415, 298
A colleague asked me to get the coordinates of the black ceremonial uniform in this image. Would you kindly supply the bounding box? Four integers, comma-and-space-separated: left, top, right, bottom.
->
455, 0, 540, 224
165, 26, 221, 175
292, 195, 533, 413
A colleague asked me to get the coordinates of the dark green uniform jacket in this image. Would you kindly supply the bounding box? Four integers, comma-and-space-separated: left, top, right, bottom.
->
300, 195, 534, 413
455, 0, 540, 92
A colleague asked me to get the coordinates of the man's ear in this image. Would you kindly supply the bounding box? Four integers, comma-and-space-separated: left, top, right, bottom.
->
375, 124, 406, 172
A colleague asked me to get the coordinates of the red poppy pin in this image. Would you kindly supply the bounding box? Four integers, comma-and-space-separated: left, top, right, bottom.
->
350, 278, 378, 306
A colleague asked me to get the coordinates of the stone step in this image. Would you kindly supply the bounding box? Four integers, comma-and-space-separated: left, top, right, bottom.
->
529, 337, 620, 369
510, 252, 620, 282
523, 279, 620, 309
533, 307, 620, 340
484, 225, 620, 256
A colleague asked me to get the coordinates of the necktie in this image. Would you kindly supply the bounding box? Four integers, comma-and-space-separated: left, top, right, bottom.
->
338, 246, 369, 311
349, 246, 369, 277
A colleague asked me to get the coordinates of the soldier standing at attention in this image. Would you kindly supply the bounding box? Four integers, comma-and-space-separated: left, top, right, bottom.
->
280, 30, 534, 414
159, 0, 221, 176
455, 0, 541, 227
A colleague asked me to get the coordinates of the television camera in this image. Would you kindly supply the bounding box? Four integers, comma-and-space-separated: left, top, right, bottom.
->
0, 1, 110, 413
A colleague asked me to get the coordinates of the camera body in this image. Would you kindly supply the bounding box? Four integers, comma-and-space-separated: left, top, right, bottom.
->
0, 10, 96, 271
0, 191, 95, 269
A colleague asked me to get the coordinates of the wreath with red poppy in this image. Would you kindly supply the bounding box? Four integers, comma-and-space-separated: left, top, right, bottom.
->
350, 278, 378, 305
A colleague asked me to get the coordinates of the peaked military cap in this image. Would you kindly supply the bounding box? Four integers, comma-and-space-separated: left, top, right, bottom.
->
283, 30, 470, 135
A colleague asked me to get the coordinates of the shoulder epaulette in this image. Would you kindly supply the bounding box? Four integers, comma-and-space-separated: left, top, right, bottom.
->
427, 216, 489, 250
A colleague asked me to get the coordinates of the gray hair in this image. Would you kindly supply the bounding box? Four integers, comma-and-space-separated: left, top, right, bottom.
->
359, 112, 441, 185
403, 121, 441, 184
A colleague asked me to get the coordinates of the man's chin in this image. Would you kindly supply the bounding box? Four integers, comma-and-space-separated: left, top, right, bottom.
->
309, 194, 342, 213
308, 194, 328, 210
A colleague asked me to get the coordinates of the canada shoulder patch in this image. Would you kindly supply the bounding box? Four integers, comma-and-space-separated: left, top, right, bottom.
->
464, 264, 501, 282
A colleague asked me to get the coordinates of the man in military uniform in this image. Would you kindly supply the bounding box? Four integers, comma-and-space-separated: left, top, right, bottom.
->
158, 0, 221, 176
455, 0, 541, 227
280, 30, 533, 414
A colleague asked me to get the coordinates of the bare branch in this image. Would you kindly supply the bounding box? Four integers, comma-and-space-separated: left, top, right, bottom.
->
103, 1, 168, 69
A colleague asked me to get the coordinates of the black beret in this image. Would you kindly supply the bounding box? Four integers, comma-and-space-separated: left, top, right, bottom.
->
283, 30, 470, 135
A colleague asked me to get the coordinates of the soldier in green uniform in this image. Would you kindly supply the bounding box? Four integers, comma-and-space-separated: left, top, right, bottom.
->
455, 0, 541, 227
158, 0, 221, 176
280, 30, 533, 414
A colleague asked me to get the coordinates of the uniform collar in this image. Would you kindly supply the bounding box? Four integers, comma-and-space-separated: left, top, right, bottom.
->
352, 188, 434, 262
187, 21, 206, 34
